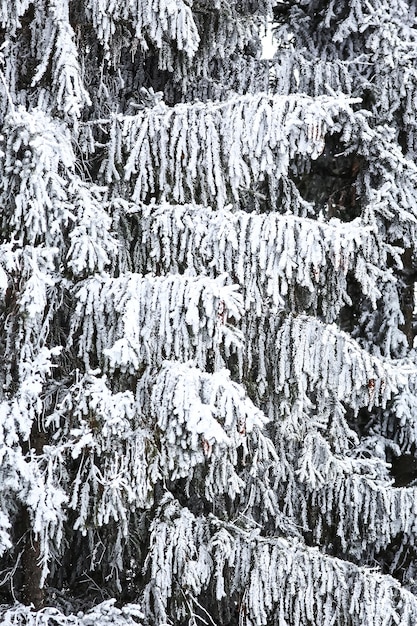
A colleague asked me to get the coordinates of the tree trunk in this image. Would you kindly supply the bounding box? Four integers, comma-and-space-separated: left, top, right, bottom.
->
21, 509, 45, 610
20, 427, 48, 609
400, 247, 416, 348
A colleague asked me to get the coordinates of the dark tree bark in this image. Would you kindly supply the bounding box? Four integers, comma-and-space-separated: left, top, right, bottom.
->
21, 509, 44, 610
400, 248, 416, 348
20, 427, 48, 609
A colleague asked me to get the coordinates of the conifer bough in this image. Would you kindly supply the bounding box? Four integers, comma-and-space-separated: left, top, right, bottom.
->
1, 1, 417, 625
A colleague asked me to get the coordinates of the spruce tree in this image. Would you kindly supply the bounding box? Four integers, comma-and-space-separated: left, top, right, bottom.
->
1, 1, 417, 624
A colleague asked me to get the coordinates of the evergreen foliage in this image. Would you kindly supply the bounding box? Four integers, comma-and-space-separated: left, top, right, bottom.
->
1, 1, 417, 624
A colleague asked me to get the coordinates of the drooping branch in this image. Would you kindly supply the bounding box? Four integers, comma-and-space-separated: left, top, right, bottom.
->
124, 202, 387, 319
69, 272, 243, 373
78, 92, 365, 209
143, 496, 417, 626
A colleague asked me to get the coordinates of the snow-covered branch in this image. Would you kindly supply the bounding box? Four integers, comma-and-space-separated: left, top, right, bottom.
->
144, 497, 417, 626
85, 0, 200, 58
126, 202, 386, 317
245, 313, 410, 414
70, 273, 243, 372
89, 93, 364, 208
0, 599, 145, 625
